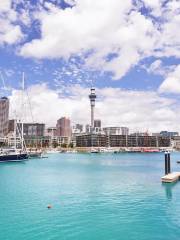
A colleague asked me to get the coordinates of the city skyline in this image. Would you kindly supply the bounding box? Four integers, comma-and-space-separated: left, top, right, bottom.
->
7, 85, 179, 132
0, 1, 179, 132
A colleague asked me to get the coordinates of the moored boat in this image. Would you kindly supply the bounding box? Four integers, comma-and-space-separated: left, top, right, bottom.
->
143, 148, 160, 153
90, 148, 100, 153
0, 149, 28, 162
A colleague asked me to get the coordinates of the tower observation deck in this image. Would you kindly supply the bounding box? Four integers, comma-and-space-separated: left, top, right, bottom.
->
89, 88, 96, 128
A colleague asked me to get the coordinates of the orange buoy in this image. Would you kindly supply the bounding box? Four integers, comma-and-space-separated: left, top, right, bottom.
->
47, 204, 52, 209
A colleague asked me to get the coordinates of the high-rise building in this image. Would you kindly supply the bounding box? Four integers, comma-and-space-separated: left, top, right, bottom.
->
8, 119, 15, 133
56, 117, 71, 137
76, 124, 83, 132
0, 97, 9, 137
93, 119, 101, 133
94, 119, 101, 128
72, 124, 83, 134
46, 127, 57, 137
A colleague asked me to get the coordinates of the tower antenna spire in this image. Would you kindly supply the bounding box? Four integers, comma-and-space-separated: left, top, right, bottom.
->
91, 79, 93, 88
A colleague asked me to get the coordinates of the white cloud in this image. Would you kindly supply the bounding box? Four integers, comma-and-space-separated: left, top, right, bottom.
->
9, 84, 180, 132
159, 65, 180, 93
0, 0, 11, 11
19, 0, 160, 79
148, 60, 164, 75
2, 24, 23, 44
155, 0, 180, 58
146, 60, 176, 77
0, 0, 24, 45
0, 1, 179, 97
18, 0, 180, 81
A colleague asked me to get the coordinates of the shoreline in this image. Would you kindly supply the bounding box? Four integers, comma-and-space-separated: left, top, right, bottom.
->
40, 146, 177, 153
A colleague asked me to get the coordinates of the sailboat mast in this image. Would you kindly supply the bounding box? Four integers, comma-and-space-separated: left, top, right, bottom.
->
14, 119, 17, 150
21, 72, 25, 151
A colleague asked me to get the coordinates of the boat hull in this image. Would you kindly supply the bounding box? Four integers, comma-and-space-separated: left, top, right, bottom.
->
0, 153, 28, 162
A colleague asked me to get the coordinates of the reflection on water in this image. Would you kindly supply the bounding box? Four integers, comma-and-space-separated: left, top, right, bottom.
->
162, 182, 177, 200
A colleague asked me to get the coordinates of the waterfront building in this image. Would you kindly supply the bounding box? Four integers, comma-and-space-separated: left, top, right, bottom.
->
8, 121, 45, 148
56, 117, 71, 137
171, 136, 180, 150
109, 135, 170, 148
0, 97, 9, 137
21, 123, 45, 137
103, 127, 129, 135
8, 120, 45, 137
76, 134, 171, 148
24, 123, 45, 137
76, 134, 107, 148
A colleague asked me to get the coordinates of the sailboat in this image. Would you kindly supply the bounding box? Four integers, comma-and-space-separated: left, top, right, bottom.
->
0, 73, 28, 162
0, 120, 28, 162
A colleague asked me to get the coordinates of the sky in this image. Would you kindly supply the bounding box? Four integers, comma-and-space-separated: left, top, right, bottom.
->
0, 0, 180, 132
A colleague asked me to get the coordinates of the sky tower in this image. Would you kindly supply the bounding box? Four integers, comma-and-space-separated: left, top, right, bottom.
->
89, 87, 96, 128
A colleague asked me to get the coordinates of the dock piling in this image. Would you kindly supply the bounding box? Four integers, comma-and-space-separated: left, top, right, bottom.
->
165, 152, 168, 175
162, 152, 180, 183
167, 152, 171, 174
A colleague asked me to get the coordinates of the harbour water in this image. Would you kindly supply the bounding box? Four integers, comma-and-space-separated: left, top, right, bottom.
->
1, 152, 180, 240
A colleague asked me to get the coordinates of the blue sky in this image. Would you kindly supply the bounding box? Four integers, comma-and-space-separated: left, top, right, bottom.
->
0, 0, 180, 131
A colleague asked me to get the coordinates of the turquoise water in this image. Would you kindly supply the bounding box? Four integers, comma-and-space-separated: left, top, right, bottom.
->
1, 153, 180, 240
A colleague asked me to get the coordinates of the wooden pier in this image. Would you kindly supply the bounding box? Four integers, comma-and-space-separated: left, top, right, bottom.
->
161, 172, 180, 183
